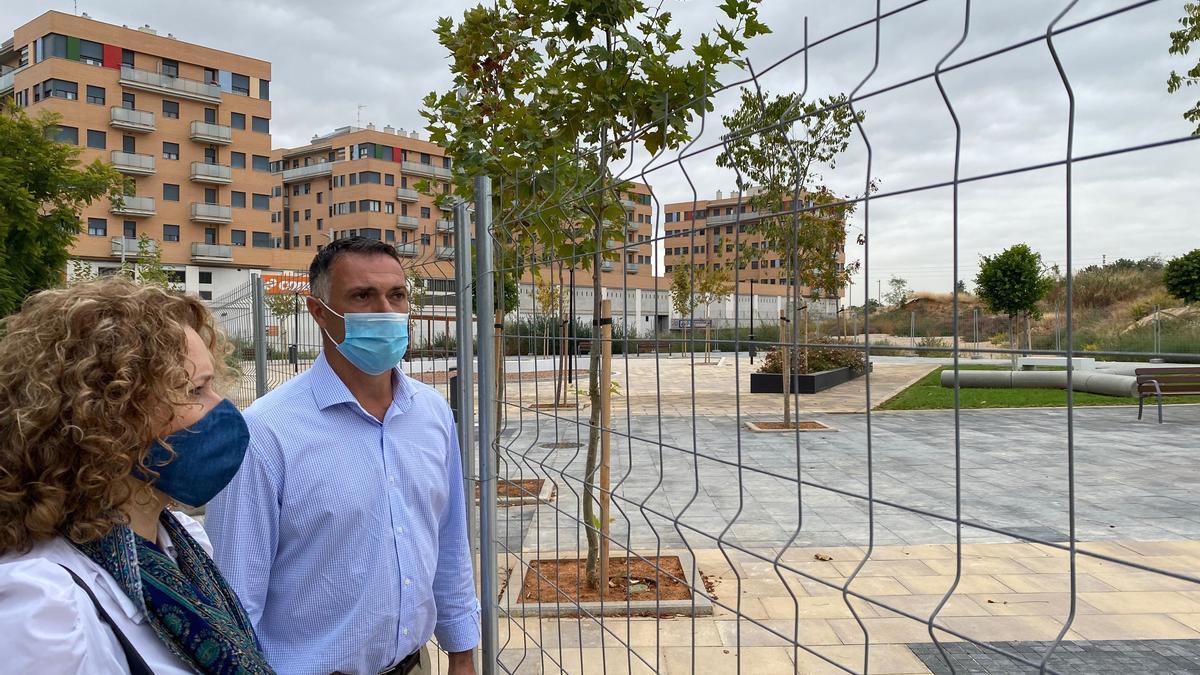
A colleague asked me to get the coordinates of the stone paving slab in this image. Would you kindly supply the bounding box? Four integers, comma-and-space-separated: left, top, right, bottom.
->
910, 639, 1200, 674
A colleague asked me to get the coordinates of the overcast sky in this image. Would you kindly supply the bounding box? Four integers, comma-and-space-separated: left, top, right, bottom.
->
5, 0, 1196, 303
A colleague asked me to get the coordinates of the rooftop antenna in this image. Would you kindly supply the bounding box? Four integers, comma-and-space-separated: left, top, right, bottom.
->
356, 104, 367, 128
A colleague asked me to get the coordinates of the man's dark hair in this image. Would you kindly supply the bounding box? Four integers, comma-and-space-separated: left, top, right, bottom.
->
309, 237, 403, 299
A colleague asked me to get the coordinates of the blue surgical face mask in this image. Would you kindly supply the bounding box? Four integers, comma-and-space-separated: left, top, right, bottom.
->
138, 399, 250, 507
319, 300, 409, 376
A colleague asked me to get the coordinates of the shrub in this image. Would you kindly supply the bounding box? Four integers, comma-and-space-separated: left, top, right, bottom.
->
1164, 249, 1200, 304
757, 339, 866, 375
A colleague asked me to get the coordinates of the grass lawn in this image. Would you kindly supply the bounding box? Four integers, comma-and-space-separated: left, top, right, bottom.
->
878, 365, 1200, 411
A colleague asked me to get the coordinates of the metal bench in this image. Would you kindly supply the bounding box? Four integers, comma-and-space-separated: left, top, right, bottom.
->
1135, 367, 1200, 423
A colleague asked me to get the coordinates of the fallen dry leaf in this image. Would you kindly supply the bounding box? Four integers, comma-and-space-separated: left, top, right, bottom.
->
813, 553, 834, 562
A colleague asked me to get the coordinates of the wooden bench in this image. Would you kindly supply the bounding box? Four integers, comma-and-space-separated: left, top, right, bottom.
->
635, 341, 658, 355
1135, 367, 1200, 423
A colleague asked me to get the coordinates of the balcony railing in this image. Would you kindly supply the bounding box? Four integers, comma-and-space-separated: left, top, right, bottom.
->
395, 242, 419, 257
189, 121, 232, 145
191, 243, 233, 262
435, 219, 454, 233
0, 68, 18, 94
109, 106, 155, 132
435, 246, 456, 260
190, 203, 232, 224
120, 66, 222, 103
620, 198, 635, 209
110, 151, 156, 176
626, 222, 639, 233
396, 188, 420, 202
280, 162, 334, 183
625, 263, 640, 274
707, 211, 758, 225
110, 237, 155, 257
601, 261, 615, 272
396, 215, 420, 229
189, 162, 232, 184
402, 161, 453, 179
109, 195, 155, 217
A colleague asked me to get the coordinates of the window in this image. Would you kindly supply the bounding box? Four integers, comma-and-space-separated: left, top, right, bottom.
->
271, 212, 279, 223
420, 153, 431, 165
121, 49, 134, 68
87, 218, 107, 236
251, 231, 272, 248
304, 209, 312, 221
162, 142, 179, 160
231, 230, 246, 246
316, 218, 323, 230
40, 79, 78, 100
305, 235, 311, 246
441, 181, 451, 194
122, 92, 135, 110
291, 185, 300, 197
53, 125, 78, 145
231, 191, 246, 208
420, 234, 431, 245
163, 184, 180, 201
230, 112, 245, 130
85, 85, 105, 105
360, 228, 382, 241
252, 194, 270, 210
259, 79, 270, 100
162, 100, 179, 119
385, 174, 395, 186
123, 221, 137, 238
203, 147, 216, 164
385, 230, 395, 242
251, 116, 270, 134
316, 192, 323, 204
359, 171, 381, 184
204, 68, 218, 85
86, 129, 105, 149
163, 224, 180, 242
122, 135, 135, 153
230, 152, 246, 169
442, 156, 452, 169
292, 211, 299, 222
161, 59, 179, 78
79, 39, 103, 66
349, 173, 358, 186
292, 236, 300, 247
303, 183, 311, 195
359, 200, 381, 213
40, 34, 67, 61
204, 227, 217, 244
199, 290, 213, 301
385, 203, 394, 214
252, 155, 270, 172
401, 176, 408, 188
166, 271, 185, 284
204, 107, 217, 124
420, 207, 431, 219
231, 73, 250, 96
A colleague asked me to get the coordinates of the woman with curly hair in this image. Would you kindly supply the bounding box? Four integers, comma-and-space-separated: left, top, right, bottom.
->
0, 278, 273, 674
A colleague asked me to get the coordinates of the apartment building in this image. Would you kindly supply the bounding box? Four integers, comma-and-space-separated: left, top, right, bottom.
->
662, 189, 846, 315
0, 11, 303, 298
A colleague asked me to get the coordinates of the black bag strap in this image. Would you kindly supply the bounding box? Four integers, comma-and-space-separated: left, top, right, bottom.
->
58, 564, 156, 675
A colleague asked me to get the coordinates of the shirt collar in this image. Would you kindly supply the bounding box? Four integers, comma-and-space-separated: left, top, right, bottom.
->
310, 351, 414, 413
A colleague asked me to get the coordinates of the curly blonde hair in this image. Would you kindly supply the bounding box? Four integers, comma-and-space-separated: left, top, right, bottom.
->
0, 277, 231, 554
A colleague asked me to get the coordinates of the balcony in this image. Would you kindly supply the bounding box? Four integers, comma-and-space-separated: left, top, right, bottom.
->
435, 246, 456, 260
620, 198, 635, 210
109, 106, 155, 132
396, 188, 420, 202
110, 237, 156, 257
625, 263, 640, 274
189, 162, 232, 184
601, 261, 615, 272
109, 195, 155, 217
435, 219, 455, 233
191, 243, 234, 262
110, 151, 156, 176
281, 162, 334, 183
120, 66, 222, 103
190, 203, 232, 224
189, 121, 232, 145
396, 215, 420, 230
626, 222, 639, 233
401, 160, 453, 179
395, 242, 419, 257
0, 68, 18, 95
707, 211, 758, 225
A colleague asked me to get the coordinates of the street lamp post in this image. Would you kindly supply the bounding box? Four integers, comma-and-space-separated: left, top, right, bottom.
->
748, 278, 756, 363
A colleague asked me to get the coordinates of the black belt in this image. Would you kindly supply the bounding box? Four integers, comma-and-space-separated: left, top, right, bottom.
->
380, 649, 422, 675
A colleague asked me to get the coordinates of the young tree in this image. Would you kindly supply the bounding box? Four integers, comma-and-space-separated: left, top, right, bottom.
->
1168, 2, 1200, 134
1163, 248, 1200, 304
885, 275, 911, 307
974, 244, 1055, 362
425, 0, 768, 590
671, 263, 733, 362
0, 104, 128, 315
133, 234, 174, 289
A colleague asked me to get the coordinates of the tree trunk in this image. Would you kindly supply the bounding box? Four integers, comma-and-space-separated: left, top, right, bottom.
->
781, 309, 791, 425
597, 299, 613, 590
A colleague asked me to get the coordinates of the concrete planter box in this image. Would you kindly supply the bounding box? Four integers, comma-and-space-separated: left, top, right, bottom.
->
750, 366, 865, 394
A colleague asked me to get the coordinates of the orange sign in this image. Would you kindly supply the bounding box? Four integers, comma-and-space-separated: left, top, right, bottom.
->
266, 325, 280, 337
262, 273, 310, 296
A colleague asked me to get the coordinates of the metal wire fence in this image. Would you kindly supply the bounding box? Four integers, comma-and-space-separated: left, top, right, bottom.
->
461, 2, 1200, 674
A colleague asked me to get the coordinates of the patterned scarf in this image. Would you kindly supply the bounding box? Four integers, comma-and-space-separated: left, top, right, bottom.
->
76, 512, 275, 675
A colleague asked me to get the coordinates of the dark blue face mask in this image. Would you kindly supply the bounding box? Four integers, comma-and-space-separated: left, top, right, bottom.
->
137, 399, 250, 507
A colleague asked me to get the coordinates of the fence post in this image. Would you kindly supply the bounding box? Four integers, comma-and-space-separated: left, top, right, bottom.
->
473, 176, 499, 675
252, 274, 268, 399
454, 200, 477, 558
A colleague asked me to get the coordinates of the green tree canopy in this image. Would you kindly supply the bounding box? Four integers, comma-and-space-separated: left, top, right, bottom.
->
974, 244, 1055, 319
1163, 248, 1200, 303
0, 104, 128, 315
1168, 2, 1200, 134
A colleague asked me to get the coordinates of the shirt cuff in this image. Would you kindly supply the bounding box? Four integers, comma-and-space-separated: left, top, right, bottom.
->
434, 600, 481, 653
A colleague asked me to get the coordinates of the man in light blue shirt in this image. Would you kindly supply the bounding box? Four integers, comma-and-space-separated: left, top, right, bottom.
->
206, 237, 479, 675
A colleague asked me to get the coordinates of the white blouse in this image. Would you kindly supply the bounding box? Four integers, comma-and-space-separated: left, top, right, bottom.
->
0, 511, 212, 675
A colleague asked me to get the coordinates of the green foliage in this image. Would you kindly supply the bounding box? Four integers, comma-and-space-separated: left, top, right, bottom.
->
264, 291, 304, 320
1163, 248, 1200, 303
0, 104, 128, 315
757, 340, 865, 375
1168, 2, 1200, 134
670, 262, 733, 319
715, 89, 863, 296
67, 259, 98, 285
884, 275, 910, 307
1059, 262, 1165, 309
133, 234, 173, 289
973, 244, 1055, 320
